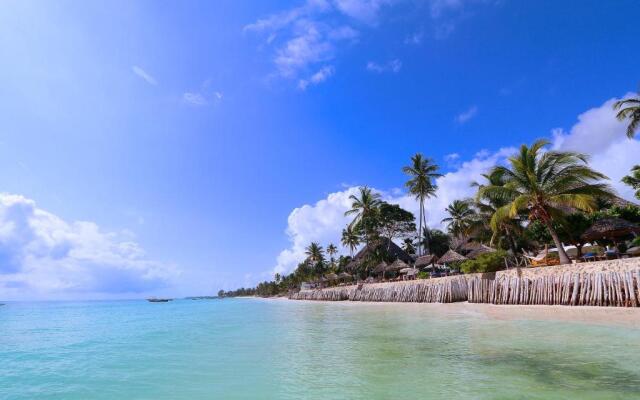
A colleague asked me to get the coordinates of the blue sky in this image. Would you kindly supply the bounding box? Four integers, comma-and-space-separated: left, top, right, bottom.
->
0, 0, 639, 300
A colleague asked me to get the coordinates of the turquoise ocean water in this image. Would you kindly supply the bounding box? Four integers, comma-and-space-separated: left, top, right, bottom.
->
1, 298, 639, 399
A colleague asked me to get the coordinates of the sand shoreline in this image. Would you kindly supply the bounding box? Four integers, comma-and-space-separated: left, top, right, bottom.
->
253, 296, 640, 328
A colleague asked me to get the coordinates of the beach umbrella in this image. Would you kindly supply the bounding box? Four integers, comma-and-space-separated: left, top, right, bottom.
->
581, 217, 640, 242
399, 267, 414, 274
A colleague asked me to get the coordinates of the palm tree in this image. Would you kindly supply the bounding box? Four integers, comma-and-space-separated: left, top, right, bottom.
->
326, 243, 338, 269
344, 186, 382, 244
402, 238, 416, 255
341, 225, 360, 257
441, 199, 477, 238
479, 139, 614, 265
622, 165, 640, 200
473, 170, 522, 254
304, 242, 324, 266
402, 153, 442, 255
614, 93, 640, 138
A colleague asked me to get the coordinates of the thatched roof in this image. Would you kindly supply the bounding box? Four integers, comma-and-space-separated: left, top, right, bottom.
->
415, 254, 437, 267
437, 249, 467, 264
372, 261, 388, 274
346, 237, 414, 271
325, 273, 338, 280
581, 218, 640, 241
466, 244, 496, 259
387, 259, 410, 271
338, 272, 352, 279
400, 267, 419, 275
458, 241, 485, 252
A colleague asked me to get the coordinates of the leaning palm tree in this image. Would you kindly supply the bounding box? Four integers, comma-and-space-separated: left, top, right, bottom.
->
622, 165, 640, 200
479, 139, 614, 265
341, 225, 360, 257
441, 199, 477, 238
344, 186, 382, 244
614, 93, 640, 138
402, 153, 442, 255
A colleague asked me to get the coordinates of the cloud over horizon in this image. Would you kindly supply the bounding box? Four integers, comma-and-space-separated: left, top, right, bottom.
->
0, 194, 178, 300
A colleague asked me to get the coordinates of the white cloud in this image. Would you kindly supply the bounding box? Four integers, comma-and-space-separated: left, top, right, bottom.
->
444, 152, 460, 161
298, 65, 335, 90
132, 66, 157, 86
333, 0, 393, 23
274, 20, 336, 77
366, 59, 402, 73
404, 30, 423, 45
183, 92, 208, 106
182, 80, 224, 106
551, 93, 640, 201
455, 105, 478, 124
0, 194, 178, 300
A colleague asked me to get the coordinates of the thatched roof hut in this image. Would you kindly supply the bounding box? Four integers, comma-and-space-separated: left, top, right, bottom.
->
581, 218, 640, 241
387, 259, 410, 271
338, 272, 352, 280
372, 261, 388, 274
346, 237, 414, 272
466, 244, 496, 259
415, 254, 437, 268
325, 273, 339, 281
399, 267, 419, 275
437, 249, 467, 264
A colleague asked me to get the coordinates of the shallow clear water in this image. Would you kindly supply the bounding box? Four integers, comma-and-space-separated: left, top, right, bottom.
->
1, 299, 639, 399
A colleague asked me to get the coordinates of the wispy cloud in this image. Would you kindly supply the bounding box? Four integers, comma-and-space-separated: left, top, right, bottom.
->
404, 30, 423, 45
132, 66, 157, 86
244, 0, 363, 87
183, 92, 207, 106
182, 80, 223, 107
366, 59, 402, 73
444, 152, 460, 161
455, 105, 478, 124
333, 0, 394, 24
298, 65, 335, 90
245, 0, 496, 88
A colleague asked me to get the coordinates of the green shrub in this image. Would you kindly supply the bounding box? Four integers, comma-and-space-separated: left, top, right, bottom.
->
460, 250, 507, 274
631, 237, 640, 248
417, 271, 430, 279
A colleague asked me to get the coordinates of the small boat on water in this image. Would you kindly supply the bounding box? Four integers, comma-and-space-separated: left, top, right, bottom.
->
147, 298, 172, 303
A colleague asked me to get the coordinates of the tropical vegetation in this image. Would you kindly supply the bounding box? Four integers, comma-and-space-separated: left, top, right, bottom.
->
222, 138, 639, 297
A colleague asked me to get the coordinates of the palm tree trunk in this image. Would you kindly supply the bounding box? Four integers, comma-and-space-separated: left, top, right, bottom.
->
544, 221, 571, 265
417, 197, 423, 256
504, 228, 518, 255
422, 202, 430, 255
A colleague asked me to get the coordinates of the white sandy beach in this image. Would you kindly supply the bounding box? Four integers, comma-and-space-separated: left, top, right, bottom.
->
257, 296, 640, 328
